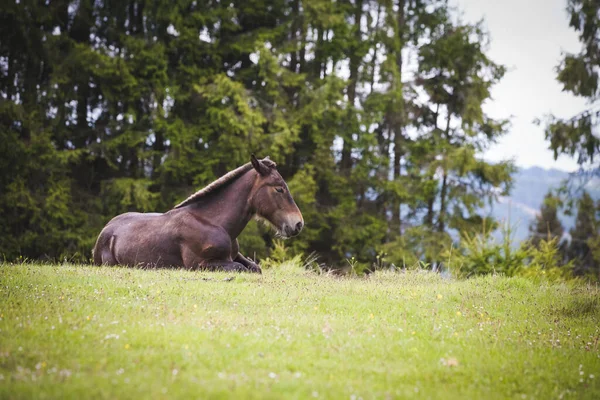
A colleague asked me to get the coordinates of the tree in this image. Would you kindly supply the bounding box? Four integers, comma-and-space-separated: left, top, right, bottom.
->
567, 191, 599, 277
415, 21, 515, 235
529, 192, 565, 249
0, 0, 516, 270
537, 0, 600, 174
0, 0, 88, 260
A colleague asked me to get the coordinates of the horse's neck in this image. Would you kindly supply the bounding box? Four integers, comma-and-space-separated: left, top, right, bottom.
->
187, 171, 256, 239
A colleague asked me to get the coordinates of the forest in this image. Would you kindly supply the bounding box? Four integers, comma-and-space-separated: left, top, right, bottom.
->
1, 0, 599, 279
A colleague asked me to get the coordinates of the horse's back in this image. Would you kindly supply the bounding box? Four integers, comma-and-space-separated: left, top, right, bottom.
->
106, 211, 164, 226
94, 211, 183, 267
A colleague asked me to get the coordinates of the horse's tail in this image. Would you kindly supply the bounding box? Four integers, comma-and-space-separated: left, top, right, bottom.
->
92, 229, 117, 266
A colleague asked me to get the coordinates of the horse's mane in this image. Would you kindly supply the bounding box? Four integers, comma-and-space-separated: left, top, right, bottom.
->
173, 158, 276, 209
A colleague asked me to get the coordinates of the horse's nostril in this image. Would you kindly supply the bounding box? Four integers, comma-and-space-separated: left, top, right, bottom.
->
295, 222, 303, 232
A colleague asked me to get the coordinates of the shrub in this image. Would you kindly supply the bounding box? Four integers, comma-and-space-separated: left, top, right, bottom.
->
445, 222, 574, 281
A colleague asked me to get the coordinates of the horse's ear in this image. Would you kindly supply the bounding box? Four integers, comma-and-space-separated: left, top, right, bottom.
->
251, 154, 269, 175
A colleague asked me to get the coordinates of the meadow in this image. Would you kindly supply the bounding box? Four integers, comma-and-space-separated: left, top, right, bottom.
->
0, 262, 599, 399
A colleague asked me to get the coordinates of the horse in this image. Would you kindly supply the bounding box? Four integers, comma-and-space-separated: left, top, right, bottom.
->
92, 155, 304, 273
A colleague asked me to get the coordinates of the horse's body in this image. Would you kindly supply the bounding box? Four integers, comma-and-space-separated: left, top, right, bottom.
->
92, 156, 303, 273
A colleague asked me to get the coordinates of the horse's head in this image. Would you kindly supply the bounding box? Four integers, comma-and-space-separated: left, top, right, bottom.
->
250, 155, 304, 239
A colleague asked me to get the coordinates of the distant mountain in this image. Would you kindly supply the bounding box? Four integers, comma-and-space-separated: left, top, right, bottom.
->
486, 167, 600, 245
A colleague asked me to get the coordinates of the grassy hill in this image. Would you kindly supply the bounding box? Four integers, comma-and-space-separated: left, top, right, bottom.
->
1, 262, 599, 399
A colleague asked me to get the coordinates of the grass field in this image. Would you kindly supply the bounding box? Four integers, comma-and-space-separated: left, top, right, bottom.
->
0, 262, 599, 399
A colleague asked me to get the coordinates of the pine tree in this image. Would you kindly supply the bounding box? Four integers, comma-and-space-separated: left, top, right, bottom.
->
567, 191, 599, 276
529, 192, 565, 249
538, 0, 600, 173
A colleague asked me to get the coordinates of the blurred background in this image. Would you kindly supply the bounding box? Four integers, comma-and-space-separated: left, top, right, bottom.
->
1, 0, 598, 277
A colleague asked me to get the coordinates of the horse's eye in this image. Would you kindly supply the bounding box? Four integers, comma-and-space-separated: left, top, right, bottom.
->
275, 187, 284, 193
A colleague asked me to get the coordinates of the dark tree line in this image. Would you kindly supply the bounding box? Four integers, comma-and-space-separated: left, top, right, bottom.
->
2, 0, 592, 274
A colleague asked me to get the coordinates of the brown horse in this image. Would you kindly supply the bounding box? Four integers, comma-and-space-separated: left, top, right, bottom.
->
92, 155, 303, 273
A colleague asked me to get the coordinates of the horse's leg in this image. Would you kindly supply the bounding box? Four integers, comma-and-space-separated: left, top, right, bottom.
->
202, 260, 249, 273
232, 239, 262, 274
181, 245, 250, 273
234, 253, 262, 274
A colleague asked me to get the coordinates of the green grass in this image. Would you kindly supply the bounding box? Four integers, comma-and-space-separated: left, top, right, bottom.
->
0, 262, 599, 399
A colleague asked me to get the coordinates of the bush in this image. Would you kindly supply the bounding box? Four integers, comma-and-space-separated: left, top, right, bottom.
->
444, 222, 574, 281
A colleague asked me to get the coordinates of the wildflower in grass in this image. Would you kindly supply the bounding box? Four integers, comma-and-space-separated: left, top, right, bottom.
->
59, 369, 72, 378
124, 344, 130, 349
369, 313, 374, 319
456, 311, 462, 316
440, 357, 459, 367
104, 334, 119, 340
437, 294, 443, 299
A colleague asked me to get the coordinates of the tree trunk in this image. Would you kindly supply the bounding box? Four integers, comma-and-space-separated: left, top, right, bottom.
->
340, 0, 363, 173
298, 8, 306, 75
437, 111, 452, 232
391, 0, 406, 237
70, 0, 93, 147
290, 0, 300, 73
369, 3, 382, 93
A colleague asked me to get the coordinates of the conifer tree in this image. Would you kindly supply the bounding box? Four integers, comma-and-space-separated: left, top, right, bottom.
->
538, 0, 600, 173
567, 191, 599, 276
529, 192, 565, 249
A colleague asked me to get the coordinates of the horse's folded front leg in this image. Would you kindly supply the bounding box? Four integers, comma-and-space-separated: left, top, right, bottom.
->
200, 260, 250, 273
234, 252, 262, 274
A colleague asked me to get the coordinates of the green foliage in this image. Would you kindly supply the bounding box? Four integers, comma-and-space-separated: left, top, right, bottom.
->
519, 238, 575, 282
567, 191, 600, 279
0, 0, 517, 270
446, 221, 574, 281
539, 0, 600, 170
528, 191, 565, 249
445, 223, 527, 278
101, 179, 160, 215
0, 103, 87, 261
236, 220, 270, 261
381, 226, 452, 268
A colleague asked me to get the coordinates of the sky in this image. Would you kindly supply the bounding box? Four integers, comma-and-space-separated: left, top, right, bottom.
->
452, 0, 588, 172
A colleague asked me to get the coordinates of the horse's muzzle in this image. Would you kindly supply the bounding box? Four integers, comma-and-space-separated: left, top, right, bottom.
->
284, 221, 304, 237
